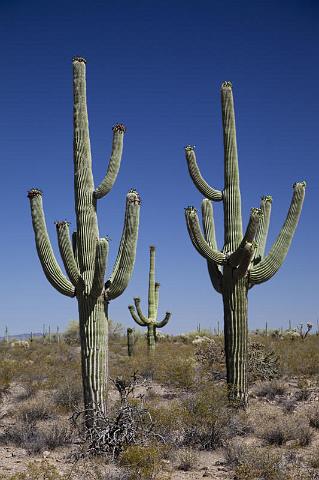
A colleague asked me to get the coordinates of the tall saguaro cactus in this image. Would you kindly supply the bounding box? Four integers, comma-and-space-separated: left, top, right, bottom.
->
184, 82, 305, 405
28, 57, 141, 421
128, 246, 171, 352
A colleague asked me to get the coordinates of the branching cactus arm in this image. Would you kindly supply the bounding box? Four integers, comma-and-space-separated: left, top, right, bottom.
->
185, 145, 223, 201
56, 221, 82, 288
249, 182, 306, 285
156, 312, 171, 328
94, 124, 126, 199
106, 190, 140, 301
72, 231, 79, 268
201, 199, 223, 293
91, 238, 109, 298
28, 190, 75, 297
228, 208, 262, 267
154, 282, 160, 316
128, 305, 147, 327
254, 196, 272, 262
235, 242, 257, 279
133, 297, 149, 324
185, 206, 226, 264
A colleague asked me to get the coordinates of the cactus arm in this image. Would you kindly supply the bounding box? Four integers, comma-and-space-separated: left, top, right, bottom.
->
128, 305, 147, 327
28, 190, 75, 297
148, 246, 156, 319
90, 238, 109, 298
154, 282, 160, 317
133, 297, 149, 324
201, 199, 223, 293
106, 190, 141, 300
221, 82, 243, 252
56, 221, 82, 288
155, 312, 171, 328
234, 242, 256, 279
249, 182, 306, 285
73, 57, 99, 280
185, 146, 223, 201
72, 231, 79, 268
94, 125, 126, 199
185, 207, 226, 264
253, 196, 272, 263
228, 208, 262, 267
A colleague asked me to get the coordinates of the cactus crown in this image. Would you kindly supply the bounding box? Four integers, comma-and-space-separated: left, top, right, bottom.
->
27, 188, 43, 198
251, 208, 263, 217
112, 123, 126, 133
127, 189, 141, 205
72, 56, 87, 63
185, 205, 196, 212
185, 145, 195, 151
54, 220, 71, 229
261, 195, 273, 203
222, 81, 232, 89
293, 181, 307, 189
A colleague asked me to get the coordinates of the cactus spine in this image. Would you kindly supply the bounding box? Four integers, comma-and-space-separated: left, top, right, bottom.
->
184, 82, 305, 405
128, 246, 171, 352
28, 58, 140, 422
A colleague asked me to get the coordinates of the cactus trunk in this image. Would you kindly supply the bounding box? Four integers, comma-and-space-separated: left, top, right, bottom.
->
147, 324, 156, 352
222, 269, 248, 404
79, 295, 108, 420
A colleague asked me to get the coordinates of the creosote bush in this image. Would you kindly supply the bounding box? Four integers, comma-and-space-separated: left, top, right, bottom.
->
119, 444, 168, 480
0, 421, 73, 454
254, 410, 313, 447
254, 380, 286, 400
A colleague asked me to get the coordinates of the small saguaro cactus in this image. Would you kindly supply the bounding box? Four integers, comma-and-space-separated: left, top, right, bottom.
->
128, 246, 171, 352
184, 81, 305, 405
28, 57, 141, 423
127, 327, 134, 356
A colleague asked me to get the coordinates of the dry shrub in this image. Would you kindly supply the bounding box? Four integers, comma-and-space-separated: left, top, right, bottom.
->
0, 359, 16, 396
53, 378, 83, 412
254, 380, 286, 400
177, 447, 199, 471
150, 385, 250, 450
253, 408, 313, 447
269, 335, 319, 377
63, 320, 80, 345
110, 341, 195, 390
16, 397, 54, 423
307, 404, 319, 429
225, 442, 285, 480
194, 339, 279, 383
0, 461, 64, 480
0, 421, 73, 454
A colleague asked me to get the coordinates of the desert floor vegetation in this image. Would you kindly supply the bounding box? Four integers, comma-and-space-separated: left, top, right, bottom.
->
0, 329, 318, 479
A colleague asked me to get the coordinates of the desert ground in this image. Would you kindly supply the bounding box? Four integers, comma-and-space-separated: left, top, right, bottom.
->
0, 323, 318, 480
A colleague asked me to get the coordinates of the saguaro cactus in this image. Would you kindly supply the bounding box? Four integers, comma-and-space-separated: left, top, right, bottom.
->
28, 57, 141, 421
184, 82, 305, 405
127, 328, 134, 357
128, 246, 171, 352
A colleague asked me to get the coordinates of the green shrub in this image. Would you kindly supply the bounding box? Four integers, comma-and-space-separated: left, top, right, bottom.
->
119, 444, 168, 480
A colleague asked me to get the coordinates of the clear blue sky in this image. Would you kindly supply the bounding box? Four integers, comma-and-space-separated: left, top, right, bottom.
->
1, 0, 318, 335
